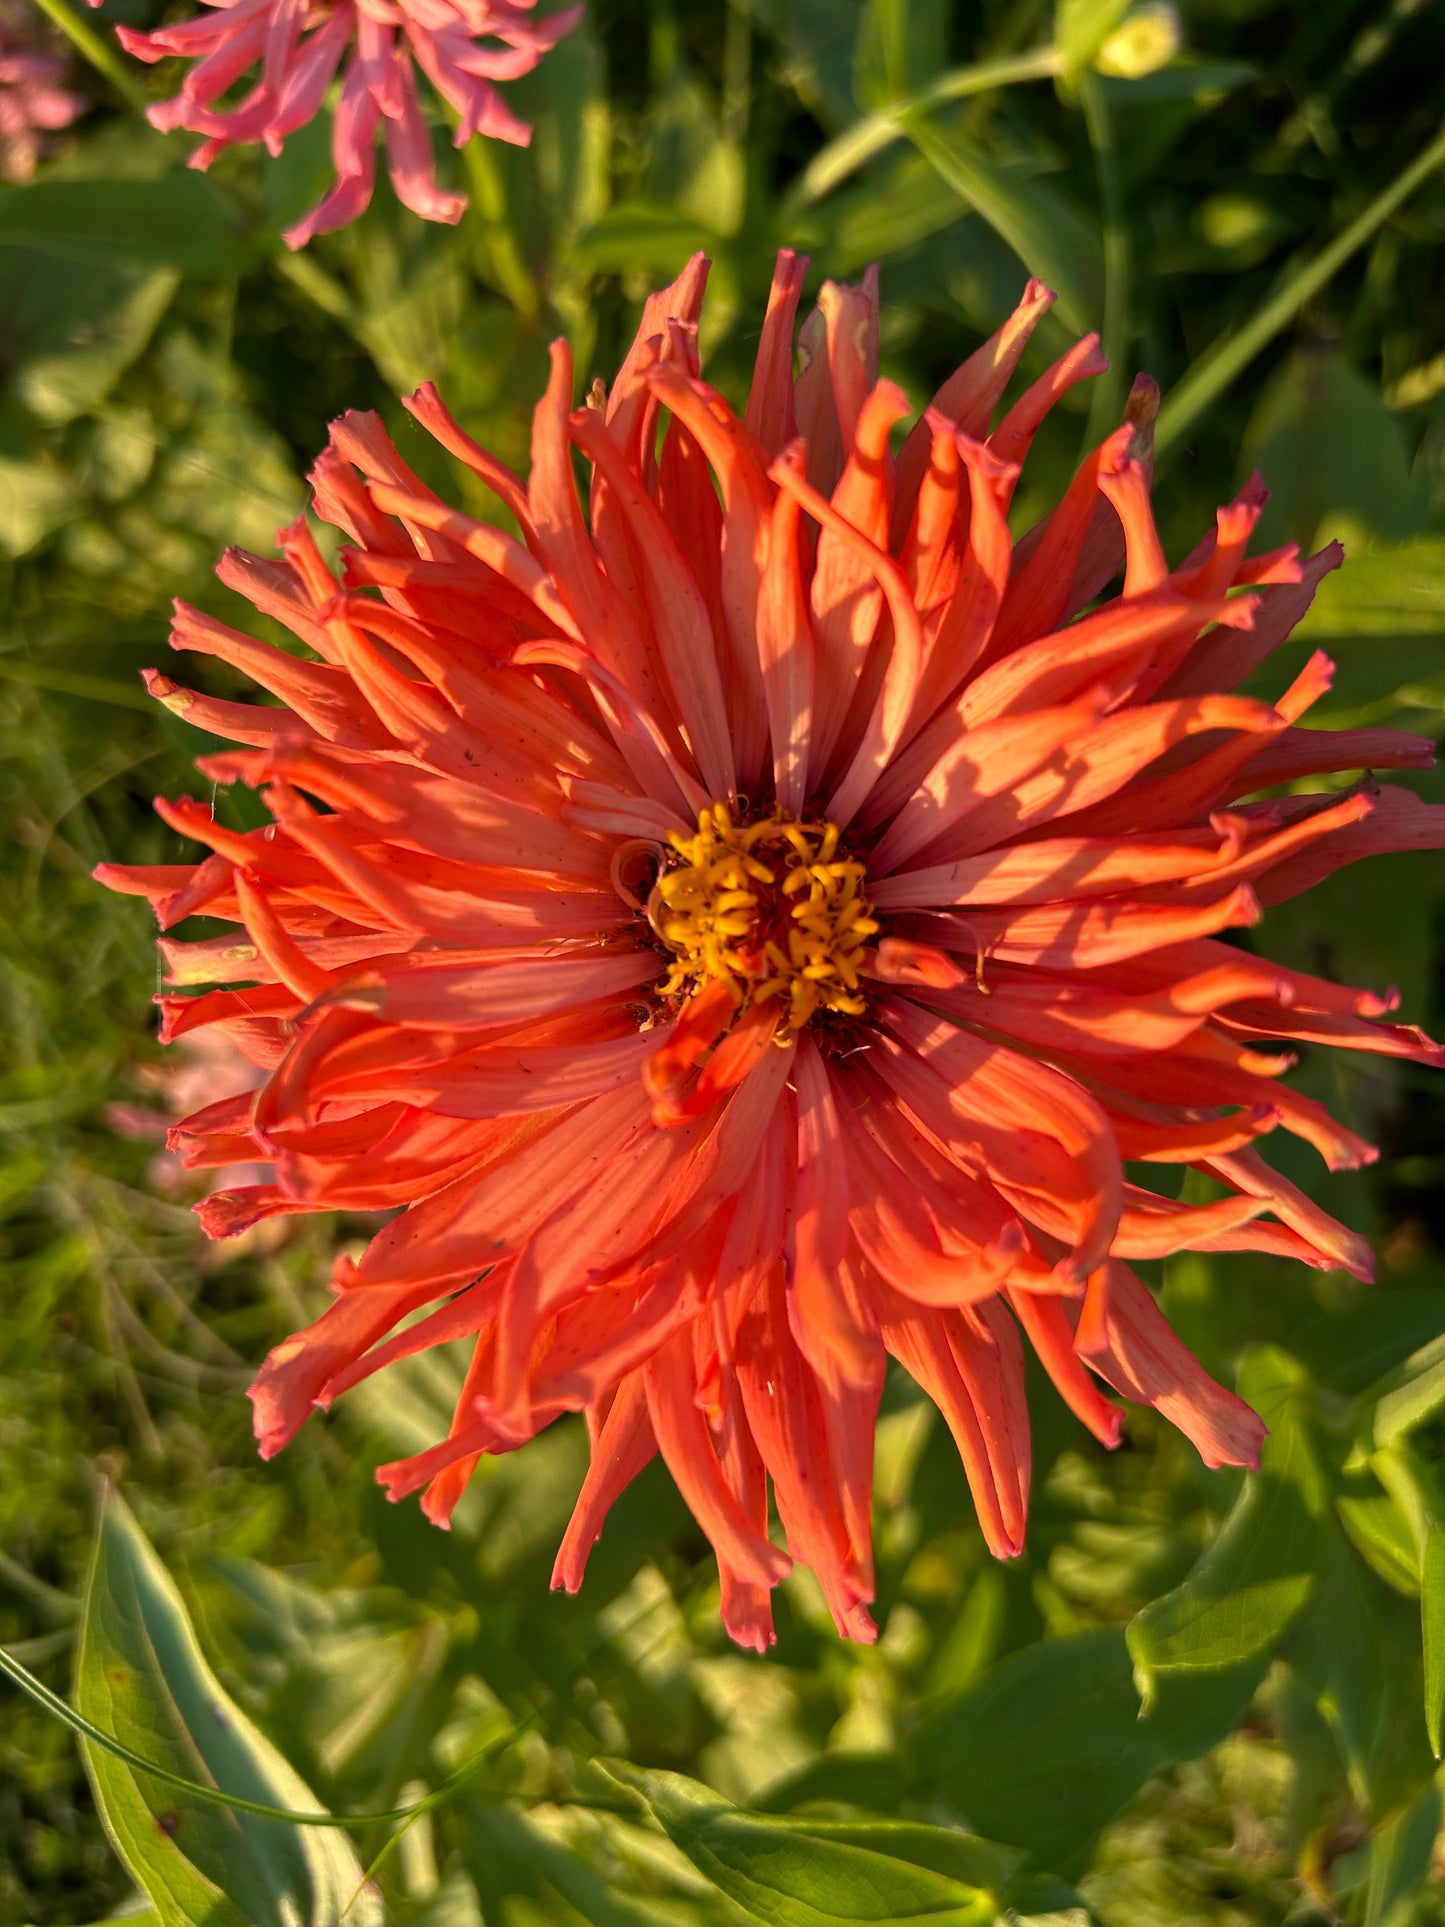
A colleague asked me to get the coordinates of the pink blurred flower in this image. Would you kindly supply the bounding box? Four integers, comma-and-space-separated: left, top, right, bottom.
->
109, 1029, 269, 1195
101, 0, 582, 247
0, 0, 86, 182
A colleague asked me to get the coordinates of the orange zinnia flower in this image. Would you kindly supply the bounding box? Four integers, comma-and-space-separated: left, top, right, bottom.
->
100, 254, 1445, 1647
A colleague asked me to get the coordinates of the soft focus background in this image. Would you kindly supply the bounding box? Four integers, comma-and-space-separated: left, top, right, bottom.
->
4, 1, 1445, 1922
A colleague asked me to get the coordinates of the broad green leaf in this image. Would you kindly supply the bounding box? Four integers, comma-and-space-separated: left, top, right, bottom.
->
0, 433, 74, 555
1372, 1334, 1445, 1449
1127, 1477, 1317, 1692
1239, 350, 1426, 549
1, 251, 178, 426
0, 177, 253, 277
1338, 1494, 1422, 1597
910, 1628, 1266, 1872
1374, 1447, 1445, 1762
75, 1487, 383, 1927
1128, 1347, 1324, 1693
1295, 1290, 1445, 1399
908, 119, 1103, 331
605, 1763, 1014, 1927
571, 204, 729, 276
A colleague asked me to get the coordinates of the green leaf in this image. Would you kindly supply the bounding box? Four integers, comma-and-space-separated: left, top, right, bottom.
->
1156, 114, 1445, 454
1338, 1495, 1422, 1597
1054, 0, 1131, 84
1373, 1334, 1445, 1449
1374, 1447, 1445, 1763
1239, 350, 1426, 550
0, 430, 74, 555
459, 1800, 668, 1927
908, 119, 1103, 331
1128, 1348, 1323, 1695
604, 1763, 1015, 1927
1364, 1774, 1443, 1927
1, 249, 178, 426
1127, 1477, 1317, 1693
909, 1628, 1266, 1872
0, 176, 253, 277
570, 203, 729, 276
74, 1486, 383, 1927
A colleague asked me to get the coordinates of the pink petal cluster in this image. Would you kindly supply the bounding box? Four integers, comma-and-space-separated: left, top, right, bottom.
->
0, 0, 86, 182
101, 0, 581, 247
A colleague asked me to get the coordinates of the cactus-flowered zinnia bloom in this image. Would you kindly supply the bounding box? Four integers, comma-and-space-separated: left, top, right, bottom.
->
0, 0, 85, 182
102, 0, 581, 248
100, 255, 1445, 1647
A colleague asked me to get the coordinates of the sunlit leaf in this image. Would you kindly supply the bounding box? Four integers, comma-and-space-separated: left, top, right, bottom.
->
74, 1487, 383, 1927
1338, 1494, 1422, 1598
605, 1763, 1017, 1927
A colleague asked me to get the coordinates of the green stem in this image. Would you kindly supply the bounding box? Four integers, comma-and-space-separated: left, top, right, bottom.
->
461, 135, 540, 320
0, 1639, 488, 1830
30, 0, 150, 116
781, 46, 1061, 216
1156, 116, 1445, 455
274, 249, 353, 323
1077, 71, 1128, 440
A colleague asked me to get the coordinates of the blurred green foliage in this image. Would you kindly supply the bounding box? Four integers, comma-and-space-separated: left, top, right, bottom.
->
3, 0, 1445, 1922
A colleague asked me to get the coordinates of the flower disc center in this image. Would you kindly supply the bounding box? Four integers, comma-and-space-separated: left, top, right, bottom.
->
650, 803, 878, 1032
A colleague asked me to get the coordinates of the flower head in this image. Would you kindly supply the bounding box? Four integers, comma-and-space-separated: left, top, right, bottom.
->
0, 0, 86, 182
105, 0, 582, 248
100, 253, 1445, 1646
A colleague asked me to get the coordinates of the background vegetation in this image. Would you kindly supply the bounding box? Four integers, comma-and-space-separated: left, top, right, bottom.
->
4, 0, 1445, 1920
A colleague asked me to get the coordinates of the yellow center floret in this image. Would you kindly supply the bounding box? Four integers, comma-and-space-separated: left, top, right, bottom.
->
651, 803, 878, 1032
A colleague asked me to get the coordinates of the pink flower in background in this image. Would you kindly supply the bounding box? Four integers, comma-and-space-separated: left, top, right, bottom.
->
99, 0, 582, 248
0, 0, 86, 182
107, 1031, 284, 1258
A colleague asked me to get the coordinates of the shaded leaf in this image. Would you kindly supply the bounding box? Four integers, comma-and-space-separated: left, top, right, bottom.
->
0, 177, 253, 277
1364, 1774, 1443, 1927
910, 1628, 1266, 1872
0, 251, 177, 426
1127, 1477, 1316, 1692
908, 118, 1102, 330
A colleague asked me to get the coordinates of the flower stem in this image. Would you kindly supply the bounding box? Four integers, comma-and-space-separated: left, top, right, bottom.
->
1077, 71, 1129, 442
781, 46, 1061, 215
1157, 116, 1445, 455
462, 137, 540, 321
29, 0, 150, 116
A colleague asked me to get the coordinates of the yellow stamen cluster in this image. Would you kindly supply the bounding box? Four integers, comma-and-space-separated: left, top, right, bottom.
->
651, 803, 878, 1032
